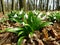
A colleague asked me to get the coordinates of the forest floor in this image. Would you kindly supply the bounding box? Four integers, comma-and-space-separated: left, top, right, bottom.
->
0, 12, 3, 17
0, 12, 60, 45
0, 13, 17, 45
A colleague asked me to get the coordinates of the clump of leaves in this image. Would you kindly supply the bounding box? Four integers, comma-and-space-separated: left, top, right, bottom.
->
0, 11, 52, 45
48, 12, 60, 22
7, 10, 25, 23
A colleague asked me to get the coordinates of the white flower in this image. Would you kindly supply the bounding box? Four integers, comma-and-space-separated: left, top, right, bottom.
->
39, 12, 43, 15
19, 10, 23, 14
32, 10, 36, 13
35, 13, 38, 15
14, 14, 17, 17
38, 12, 43, 18
41, 15, 46, 20
54, 17, 56, 19
46, 12, 50, 15
33, 10, 38, 15
37, 15, 41, 18
24, 14, 28, 19
22, 22, 25, 26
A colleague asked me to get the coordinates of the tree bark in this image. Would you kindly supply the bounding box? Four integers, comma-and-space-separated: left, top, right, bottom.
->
45, 0, 49, 12
19, 0, 23, 10
16, 0, 19, 10
39, 0, 41, 10
12, 0, 15, 10
23, 0, 27, 11
39, 0, 43, 11
36, 0, 37, 10
7, 0, 9, 11
0, 0, 2, 12
53, 0, 54, 11
27, 0, 31, 10
1, 0, 5, 14
34, 0, 36, 10
56, 0, 59, 10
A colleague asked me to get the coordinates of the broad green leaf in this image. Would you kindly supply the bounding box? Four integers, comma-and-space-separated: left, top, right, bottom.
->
5, 28, 23, 33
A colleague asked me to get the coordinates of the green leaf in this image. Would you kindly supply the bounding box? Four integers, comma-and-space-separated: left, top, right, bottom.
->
5, 28, 23, 33
18, 31, 24, 36
17, 36, 25, 45
40, 22, 53, 28
24, 24, 34, 32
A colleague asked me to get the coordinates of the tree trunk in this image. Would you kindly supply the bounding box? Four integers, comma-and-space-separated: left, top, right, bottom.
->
12, 0, 15, 10
0, 0, 2, 12
39, 0, 43, 11
45, 0, 49, 12
36, 0, 37, 10
19, 0, 23, 10
7, 0, 9, 11
39, 0, 41, 10
16, 0, 19, 10
53, 0, 54, 11
34, 0, 36, 10
27, 0, 31, 10
23, 0, 27, 11
56, 0, 59, 10
1, 0, 5, 14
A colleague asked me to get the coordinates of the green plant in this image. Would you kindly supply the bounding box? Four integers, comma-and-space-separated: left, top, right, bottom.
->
7, 10, 25, 23
48, 12, 60, 22
0, 11, 53, 45
55, 12, 60, 22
